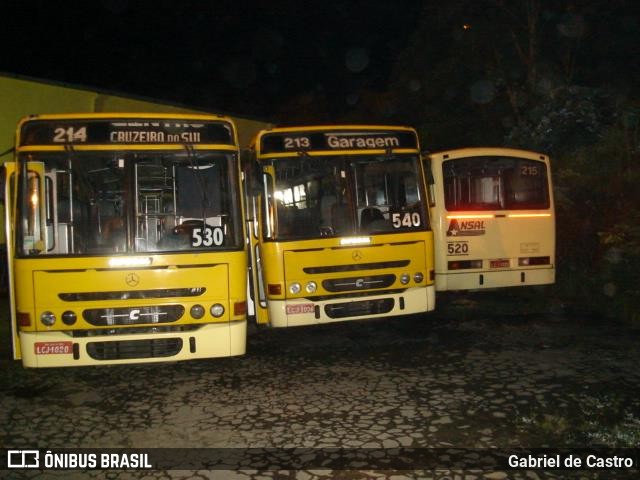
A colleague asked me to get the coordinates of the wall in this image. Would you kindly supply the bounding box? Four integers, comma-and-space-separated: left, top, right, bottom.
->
0, 74, 269, 155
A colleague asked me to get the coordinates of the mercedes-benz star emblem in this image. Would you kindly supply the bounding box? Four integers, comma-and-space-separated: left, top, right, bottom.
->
352, 250, 362, 261
125, 273, 140, 287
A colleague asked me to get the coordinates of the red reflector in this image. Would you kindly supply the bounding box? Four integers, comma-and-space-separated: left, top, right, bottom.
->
490, 259, 510, 268
268, 284, 282, 295
519, 256, 550, 266
448, 260, 482, 270
233, 301, 247, 316
429, 269, 435, 281
18, 312, 31, 327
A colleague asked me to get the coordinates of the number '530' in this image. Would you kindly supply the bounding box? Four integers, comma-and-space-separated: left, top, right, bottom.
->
191, 227, 224, 247
392, 212, 421, 228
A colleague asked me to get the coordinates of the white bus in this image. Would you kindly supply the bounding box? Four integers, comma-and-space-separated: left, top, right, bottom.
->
426, 147, 555, 291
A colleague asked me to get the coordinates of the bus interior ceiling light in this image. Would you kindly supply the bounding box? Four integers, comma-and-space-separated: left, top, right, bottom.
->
340, 237, 371, 246
108, 257, 153, 267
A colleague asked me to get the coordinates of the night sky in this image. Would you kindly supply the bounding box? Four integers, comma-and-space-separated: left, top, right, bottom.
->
2, 0, 423, 120
2, 0, 639, 130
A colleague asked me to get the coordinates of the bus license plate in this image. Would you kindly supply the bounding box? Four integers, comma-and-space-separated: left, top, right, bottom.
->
34, 341, 73, 355
490, 259, 510, 268
286, 304, 314, 315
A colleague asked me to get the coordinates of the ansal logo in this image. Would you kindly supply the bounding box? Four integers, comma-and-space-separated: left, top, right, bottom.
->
446, 218, 486, 237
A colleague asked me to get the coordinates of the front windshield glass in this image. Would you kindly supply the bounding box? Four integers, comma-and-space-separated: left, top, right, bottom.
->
267, 154, 427, 240
16, 150, 242, 256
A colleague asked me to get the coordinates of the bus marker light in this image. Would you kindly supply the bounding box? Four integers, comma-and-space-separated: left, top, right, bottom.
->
18, 312, 31, 327
268, 284, 282, 295
445, 214, 493, 219
340, 236, 371, 246
507, 213, 551, 218
108, 256, 152, 267
234, 301, 247, 315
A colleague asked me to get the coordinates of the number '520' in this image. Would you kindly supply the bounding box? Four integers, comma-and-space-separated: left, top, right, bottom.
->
191, 227, 224, 247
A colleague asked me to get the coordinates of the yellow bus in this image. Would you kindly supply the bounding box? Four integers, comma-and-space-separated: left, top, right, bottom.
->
4, 113, 247, 367
245, 125, 436, 327
426, 147, 555, 291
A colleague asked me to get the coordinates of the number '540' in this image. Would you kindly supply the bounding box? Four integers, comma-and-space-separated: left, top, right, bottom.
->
392, 212, 421, 228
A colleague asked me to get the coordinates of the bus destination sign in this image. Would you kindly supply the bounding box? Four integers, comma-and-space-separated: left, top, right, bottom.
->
20, 119, 234, 146
260, 130, 418, 154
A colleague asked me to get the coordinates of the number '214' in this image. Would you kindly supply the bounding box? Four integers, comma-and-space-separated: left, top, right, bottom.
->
53, 127, 87, 143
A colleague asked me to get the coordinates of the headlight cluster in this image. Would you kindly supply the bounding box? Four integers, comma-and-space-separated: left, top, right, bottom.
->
40, 302, 229, 327
289, 281, 317, 294
400, 272, 425, 285
190, 304, 225, 318
40, 310, 79, 326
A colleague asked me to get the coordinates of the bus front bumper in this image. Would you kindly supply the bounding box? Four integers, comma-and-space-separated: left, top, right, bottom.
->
17, 320, 246, 367
268, 286, 436, 327
435, 267, 555, 291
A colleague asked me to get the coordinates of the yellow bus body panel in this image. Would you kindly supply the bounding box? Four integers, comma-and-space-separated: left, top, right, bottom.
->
258, 233, 435, 327
248, 124, 436, 327
7, 113, 248, 366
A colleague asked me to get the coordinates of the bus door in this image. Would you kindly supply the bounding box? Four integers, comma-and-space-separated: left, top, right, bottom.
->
243, 152, 270, 326
4, 160, 47, 358
3, 161, 19, 358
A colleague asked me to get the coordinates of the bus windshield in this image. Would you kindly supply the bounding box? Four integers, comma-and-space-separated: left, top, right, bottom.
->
443, 156, 550, 211
266, 153, 427, 240
17, 150, 242, 256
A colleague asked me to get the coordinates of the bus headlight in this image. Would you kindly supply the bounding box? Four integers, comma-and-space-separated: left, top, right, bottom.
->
414, 272, 424, 283
289, 282, 301, 294
400, 273, 410, 285
41, 311, 56, 326
305, 281, 317, 293
210, 304, 225, 318
190, 304, 205, 319
61, 311, 77, 325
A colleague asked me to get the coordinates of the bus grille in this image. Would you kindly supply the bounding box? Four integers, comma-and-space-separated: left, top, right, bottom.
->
325, 298, 394, 319
86, 338, 183, 360
303, 260, 409, 274
83, 305, 185, 326
322, 274, 396, 292
59, 288, 205, 301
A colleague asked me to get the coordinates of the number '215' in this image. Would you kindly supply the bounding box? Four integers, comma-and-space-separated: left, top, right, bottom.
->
53, 127, 87, 143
